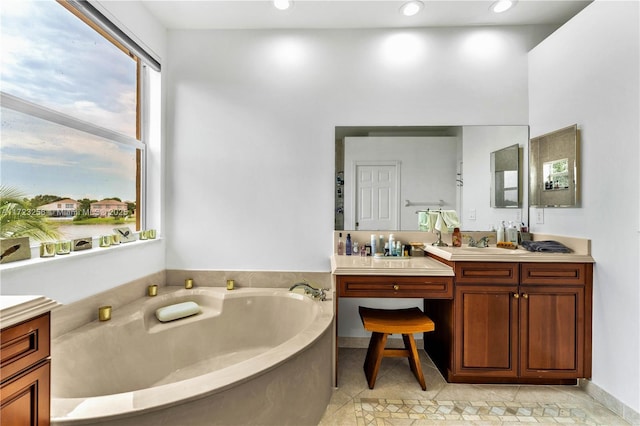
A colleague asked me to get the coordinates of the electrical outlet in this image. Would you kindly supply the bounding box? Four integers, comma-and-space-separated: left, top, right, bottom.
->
536, 209, 544, 224
468, 209, 476, 220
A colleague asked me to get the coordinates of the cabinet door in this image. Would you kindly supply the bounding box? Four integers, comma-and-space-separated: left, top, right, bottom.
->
0, 360, 50, 426
519, 285, 585, 378
454, 285, 518, 377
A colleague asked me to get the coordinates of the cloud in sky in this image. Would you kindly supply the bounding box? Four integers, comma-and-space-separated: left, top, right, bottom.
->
1, 0, 138, 201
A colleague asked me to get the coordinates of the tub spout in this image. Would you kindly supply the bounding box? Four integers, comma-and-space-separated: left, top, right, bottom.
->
289, 283, 327, 301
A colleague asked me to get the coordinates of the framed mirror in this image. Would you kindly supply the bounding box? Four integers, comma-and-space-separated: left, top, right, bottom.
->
490, 144, 520, 208
529, 124, 579, 207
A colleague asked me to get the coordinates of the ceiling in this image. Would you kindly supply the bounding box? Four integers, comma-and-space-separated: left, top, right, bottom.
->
141, 0, 592, 30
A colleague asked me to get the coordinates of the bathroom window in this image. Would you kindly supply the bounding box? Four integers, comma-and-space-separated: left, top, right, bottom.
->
0, 0, 160, 242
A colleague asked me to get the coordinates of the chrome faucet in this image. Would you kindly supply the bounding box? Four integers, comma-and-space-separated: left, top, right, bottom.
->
467, 236, 490, 248
289, 282, 327, 301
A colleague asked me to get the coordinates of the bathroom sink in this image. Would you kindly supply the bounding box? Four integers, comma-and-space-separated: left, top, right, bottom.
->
455, 246, 522, 254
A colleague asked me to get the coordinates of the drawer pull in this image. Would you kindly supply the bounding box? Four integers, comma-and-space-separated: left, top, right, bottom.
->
393, 284, 400, 291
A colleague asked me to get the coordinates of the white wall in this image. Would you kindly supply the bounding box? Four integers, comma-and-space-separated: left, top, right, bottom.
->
0, 1, 168, 305
529, 0, 639, 413
165, 26, 552, 272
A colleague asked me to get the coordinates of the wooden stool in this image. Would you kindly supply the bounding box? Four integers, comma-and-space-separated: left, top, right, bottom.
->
358, 306, 435, 390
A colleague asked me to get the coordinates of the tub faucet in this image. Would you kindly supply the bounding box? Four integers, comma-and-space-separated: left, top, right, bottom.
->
289, 282, 327, 301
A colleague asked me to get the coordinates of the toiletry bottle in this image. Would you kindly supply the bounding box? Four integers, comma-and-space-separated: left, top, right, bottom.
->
452, 227, 462, 247
370, 234, 377, 256
497, 221, 505, 243
388, 234, 395, 256
337, 233, 344, 255
352, 240, 359, 256
507, 222, 518, 246
346, 233, 352, 256
378, 235, 384, 254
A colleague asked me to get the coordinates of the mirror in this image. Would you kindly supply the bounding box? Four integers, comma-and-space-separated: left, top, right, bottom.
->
490, 144, 520, 208
529, 124, 579, 207
335, 125, 530, 231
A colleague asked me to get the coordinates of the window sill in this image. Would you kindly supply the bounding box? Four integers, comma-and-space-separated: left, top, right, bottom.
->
0, 238, 163, 272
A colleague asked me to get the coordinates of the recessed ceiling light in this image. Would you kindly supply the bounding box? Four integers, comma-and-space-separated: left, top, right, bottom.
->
273, 0, 292, 11
400, 1, 424, 17
490, 0, 516, 13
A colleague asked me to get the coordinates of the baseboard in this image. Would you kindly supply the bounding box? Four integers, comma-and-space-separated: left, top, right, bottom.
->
579, 379, 640, 425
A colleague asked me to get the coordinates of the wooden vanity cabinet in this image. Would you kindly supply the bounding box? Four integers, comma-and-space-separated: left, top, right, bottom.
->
1, 313, 51, 426
428, 261, 592, 384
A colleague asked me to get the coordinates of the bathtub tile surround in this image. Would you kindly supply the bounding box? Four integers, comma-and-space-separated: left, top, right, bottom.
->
165, 269, 332, 291
320, 348, 631, 425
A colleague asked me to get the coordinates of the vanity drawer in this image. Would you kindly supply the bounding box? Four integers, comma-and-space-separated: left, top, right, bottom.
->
454, 262, 519, 285
338, 275, 453, 298
1, 313, 50, 383
521, 263, 587, 285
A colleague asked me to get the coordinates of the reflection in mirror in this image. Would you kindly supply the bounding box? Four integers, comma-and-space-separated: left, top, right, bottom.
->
335, 125, 530, 231
490, 144, 520, 208
335, 126, 462, 231
529, 124, 579, 207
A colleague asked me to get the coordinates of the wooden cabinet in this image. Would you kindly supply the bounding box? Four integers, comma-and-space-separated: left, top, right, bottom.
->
426, 261, 592, 384
1, 313, 51, 426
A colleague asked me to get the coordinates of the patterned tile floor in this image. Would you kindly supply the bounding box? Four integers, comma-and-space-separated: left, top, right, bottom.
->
319, 348, 630, 425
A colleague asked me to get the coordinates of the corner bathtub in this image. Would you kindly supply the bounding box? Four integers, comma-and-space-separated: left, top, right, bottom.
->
51, 287, 334, 425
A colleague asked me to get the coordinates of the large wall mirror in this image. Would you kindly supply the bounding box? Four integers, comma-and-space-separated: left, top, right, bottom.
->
335, 125, 529, 231
490, 144, 520, 208
529, 124, 579, 207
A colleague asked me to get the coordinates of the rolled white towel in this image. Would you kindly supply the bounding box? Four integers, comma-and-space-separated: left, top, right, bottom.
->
155, 301, 201, 322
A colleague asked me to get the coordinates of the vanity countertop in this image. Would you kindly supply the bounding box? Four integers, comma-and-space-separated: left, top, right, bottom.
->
331, 254, 454, 276
0, 295, 59, 329
424, 245, 595, 263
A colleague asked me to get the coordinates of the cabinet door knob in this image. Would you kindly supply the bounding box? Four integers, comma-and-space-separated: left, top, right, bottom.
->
522, 293, 529, 299
393, 284, 400, 291
513, 293, 520, 298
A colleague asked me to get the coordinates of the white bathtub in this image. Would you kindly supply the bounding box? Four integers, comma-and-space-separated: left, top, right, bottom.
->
50, 287, 334, 425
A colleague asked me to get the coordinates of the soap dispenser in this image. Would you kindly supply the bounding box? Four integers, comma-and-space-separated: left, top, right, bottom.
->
337, 233, 344, 255
506, 222, 518, 246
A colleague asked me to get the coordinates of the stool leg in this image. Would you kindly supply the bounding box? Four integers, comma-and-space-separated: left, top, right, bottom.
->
402, 333, 426, 391
364, 332, 388, 389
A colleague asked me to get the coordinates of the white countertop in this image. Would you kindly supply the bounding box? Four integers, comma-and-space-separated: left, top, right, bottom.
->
0, 295, 60, 329
424, 245, 595, 263
331, 254, 454, 276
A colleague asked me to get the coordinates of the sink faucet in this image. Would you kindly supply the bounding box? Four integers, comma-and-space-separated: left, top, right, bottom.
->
467, 236, 490, 248
289, 282, 327, 301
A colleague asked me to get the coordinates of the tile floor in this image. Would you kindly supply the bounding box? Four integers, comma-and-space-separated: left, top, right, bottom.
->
319, 348, 630, 425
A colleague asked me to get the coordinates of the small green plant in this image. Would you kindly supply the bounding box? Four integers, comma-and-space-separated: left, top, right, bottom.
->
0, 186, 61, 241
